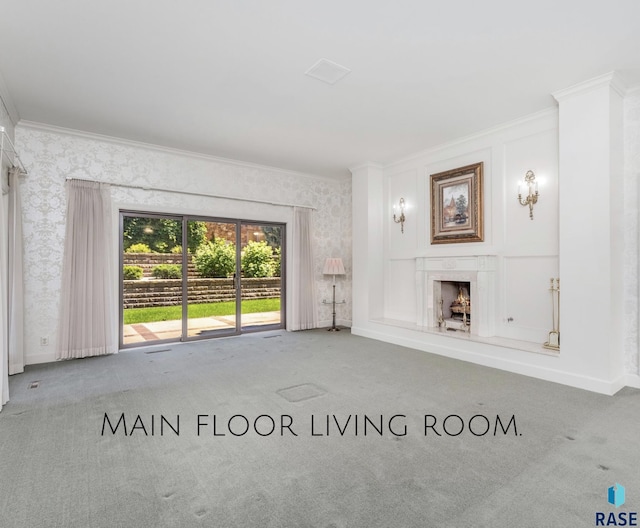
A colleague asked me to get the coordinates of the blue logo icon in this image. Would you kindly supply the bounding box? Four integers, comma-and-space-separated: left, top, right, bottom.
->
608, 483, 626, 508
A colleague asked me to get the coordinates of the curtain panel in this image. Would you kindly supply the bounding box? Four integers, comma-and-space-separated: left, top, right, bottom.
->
57, 179, 117, 359
290, 207, 318, 330
8, 167, 25, 374
0, 177, 8, 407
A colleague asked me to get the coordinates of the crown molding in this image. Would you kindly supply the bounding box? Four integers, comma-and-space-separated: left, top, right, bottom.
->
349, 162, 384, 175
552, 71, 627, 102
626, 84, 640, 97
16, 120, 341, 183
382, 106, 558, 171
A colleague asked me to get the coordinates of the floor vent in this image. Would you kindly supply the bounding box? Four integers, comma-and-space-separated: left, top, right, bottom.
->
28, 381, 40, 389
277, 383, 326, 403
144, 348, 172, 354
263, 335, 282, 339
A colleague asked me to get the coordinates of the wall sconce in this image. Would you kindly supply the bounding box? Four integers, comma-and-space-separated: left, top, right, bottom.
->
517, 170, 539, 220
393, 198, 406, 233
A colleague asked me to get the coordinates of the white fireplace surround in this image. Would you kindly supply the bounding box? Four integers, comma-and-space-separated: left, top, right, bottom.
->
416, 256, 497, 337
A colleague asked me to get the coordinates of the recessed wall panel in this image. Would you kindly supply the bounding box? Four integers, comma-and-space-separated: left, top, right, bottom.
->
500, 255, 559, 342
504, 128, 559, 255
384, 258, 417, 322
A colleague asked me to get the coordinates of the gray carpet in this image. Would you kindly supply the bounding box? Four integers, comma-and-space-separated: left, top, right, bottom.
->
1, 329, 639, 527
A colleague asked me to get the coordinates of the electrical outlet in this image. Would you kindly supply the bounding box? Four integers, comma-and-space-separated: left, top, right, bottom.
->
40, 337, 49, 346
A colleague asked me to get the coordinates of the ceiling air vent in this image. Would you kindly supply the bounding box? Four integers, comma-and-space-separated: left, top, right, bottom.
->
305, 58, 351, 85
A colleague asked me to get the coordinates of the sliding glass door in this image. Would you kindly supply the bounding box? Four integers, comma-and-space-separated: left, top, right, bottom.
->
121, 214, 184, 345
240, 223, 283, 331
186, 220, 238, 339
120, 212, 285, 347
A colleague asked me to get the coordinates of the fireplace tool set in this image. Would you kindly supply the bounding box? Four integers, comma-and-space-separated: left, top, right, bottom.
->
543, 277, 560, 351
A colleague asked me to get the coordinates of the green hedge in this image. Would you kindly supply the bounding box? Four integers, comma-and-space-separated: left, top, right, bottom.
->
152, 264, 182, 279
193, 239, 236, 277
123, 265, 143, 280
241, 240, 275, 278
125, 243, 152, 253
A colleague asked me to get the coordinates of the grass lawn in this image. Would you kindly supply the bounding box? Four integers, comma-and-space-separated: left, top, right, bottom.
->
124, 298, 280, 324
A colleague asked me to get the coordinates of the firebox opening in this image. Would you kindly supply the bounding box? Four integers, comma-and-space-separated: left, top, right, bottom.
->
438, 281, 471, 331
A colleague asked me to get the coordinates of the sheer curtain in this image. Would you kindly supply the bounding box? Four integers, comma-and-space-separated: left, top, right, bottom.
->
57, 179, 117, 359
290, 207, 318, 330
1, 176, 8, 407
8, 167, 24, 374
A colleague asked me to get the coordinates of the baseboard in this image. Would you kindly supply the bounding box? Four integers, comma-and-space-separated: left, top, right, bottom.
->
25, 351, 57, 365
351, 325, 625, 395
318, 318, 352, 329
625, 373, 640, 389
609, 374, 628, 395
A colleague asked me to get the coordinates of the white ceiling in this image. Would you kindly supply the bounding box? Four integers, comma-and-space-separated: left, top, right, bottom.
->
1, 0, 639, 179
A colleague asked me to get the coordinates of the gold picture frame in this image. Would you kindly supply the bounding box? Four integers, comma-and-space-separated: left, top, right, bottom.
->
430, 162, 484, 244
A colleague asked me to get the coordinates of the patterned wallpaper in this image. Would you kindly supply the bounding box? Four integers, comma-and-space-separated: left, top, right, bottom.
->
15, 125, 352, 363
624, 90, 640, 375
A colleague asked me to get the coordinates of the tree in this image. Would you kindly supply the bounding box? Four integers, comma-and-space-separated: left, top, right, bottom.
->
273, 247, 281, 277
123, 217, 207, 253
455, 194, 467, 216
187, 221, 208, 253
261, 226, 282, 248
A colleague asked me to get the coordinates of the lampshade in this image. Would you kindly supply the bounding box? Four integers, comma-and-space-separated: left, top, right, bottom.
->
323, 257, 345, 276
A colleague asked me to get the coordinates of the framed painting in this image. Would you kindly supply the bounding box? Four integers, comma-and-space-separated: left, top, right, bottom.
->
430, 162, 484, 244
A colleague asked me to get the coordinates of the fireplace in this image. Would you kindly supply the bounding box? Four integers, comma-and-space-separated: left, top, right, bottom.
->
416, 256, 497, 337
436, 281, 471, 331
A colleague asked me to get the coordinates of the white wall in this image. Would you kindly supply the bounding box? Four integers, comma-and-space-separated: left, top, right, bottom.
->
382, 109, 559, 343
554, 74, 625, 387
624, 87, 640, 380
352, 73, 639, 394
351, 164, 384, 328
16, 123, 352, 365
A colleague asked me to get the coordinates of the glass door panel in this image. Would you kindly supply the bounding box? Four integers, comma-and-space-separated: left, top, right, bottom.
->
240, 223, 284, 331
121, 214, 183, 346
186, 220, 239, 338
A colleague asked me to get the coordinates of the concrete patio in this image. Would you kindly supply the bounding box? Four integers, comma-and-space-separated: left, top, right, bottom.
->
123, 311, 282, 344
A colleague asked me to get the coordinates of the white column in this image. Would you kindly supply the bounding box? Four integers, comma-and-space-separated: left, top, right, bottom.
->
553, 73, 625, 385
350, 163, 384, 329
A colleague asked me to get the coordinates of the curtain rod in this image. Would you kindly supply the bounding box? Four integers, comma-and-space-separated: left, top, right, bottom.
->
65, 177, 317, 210
0, 126, 28, 175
